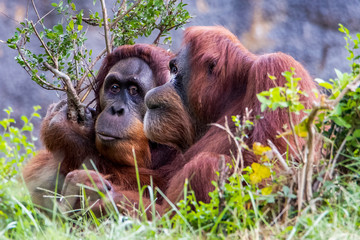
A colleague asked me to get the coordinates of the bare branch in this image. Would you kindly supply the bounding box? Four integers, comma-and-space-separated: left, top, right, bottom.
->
31, 0, 42, 23
35, 9, 55, 26
100, 0, 111, 55
0, 10, 19, 23
43, 62, 85, 121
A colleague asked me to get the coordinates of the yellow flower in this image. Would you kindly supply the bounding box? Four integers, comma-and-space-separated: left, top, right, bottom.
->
261, 186, 273, 195
253, 142, 272, 156
277, 121, 308, 138
249, 162, 271, 185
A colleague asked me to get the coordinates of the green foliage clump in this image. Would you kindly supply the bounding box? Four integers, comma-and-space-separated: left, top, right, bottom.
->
319, 24, 360, 171
0, 106, 42, 236
257, 67, 308, 113
6, 0, 191, 92
0, 106, 40, 180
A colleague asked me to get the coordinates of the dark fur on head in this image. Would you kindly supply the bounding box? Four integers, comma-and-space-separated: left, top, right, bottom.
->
95, 44, 173, 114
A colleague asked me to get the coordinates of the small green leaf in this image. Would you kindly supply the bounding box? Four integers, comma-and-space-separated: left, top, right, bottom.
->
68, 20, 74, 31
257, 94, 271, 105
32, 113, 41, 119
353, 129, 360, 138
319, 82, 333, 90
332, 116, 351, 129
71, 3, 76, 11
53, 24, 63, 34
21, 116, 28, 124
334, 68, 343, 80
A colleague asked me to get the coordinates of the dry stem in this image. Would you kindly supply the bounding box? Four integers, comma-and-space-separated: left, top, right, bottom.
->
267, 139, 291, 173
328, 129, 353, 179
100, 0, 111, 55
218, 155, 228, 215
30, 0, 41, 23
287, 108, 304, 163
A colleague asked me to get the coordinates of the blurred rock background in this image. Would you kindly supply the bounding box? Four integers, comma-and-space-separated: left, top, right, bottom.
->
1, 0, 360, 145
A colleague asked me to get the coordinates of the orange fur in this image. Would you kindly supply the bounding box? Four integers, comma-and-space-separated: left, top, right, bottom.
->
145, 26, 319, 212
22, 44, 176, 215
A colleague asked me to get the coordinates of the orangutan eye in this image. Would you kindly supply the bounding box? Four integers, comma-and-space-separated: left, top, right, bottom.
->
169, 60, 178, 74
110, 84, 120, 93
128, 85, 138, 96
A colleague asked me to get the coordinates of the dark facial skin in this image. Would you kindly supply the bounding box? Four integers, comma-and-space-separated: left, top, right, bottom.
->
96, 57, 156, 167
144, 47, 195, 152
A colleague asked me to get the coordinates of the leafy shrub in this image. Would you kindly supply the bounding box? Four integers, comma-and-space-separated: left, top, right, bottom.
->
0, 106, 42, 236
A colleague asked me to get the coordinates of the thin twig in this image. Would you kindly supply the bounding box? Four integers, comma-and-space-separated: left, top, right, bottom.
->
116, 0, 127, 16
76, 48, 107, 91
81, 88, 92, 103
0, 10, 19, 23
16, 44, 62, 91
298, 164, 305, 215
153, 26, 165, 46
218, 155, 228, 215
328, 129, 353, 179
153, 22, 184, 45
110, 0, 141, 29
287, 109, 304, 163
100, 0, 111, 55
34, 9, 55, 26
30, 21, 58, 68
31, 0, 42, 23
267, 139, 291, 173
72, 38, 79, 81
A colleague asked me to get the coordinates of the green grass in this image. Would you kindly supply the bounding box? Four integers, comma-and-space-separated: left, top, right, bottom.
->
1, 179, 359, 239
1, 145, 360, 239
2, 24, 360, 238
